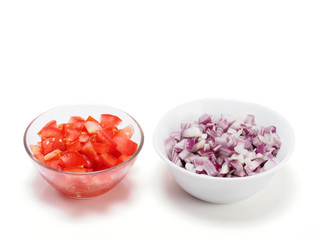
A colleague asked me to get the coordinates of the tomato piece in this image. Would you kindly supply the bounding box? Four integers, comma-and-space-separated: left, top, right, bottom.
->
42, 120, 57, 129
118, 154, 131, 163
38, 126, 64, 139
104, 127, 119, 137
44, 149, 62, 161
46, 159, 60, 169
113, 136, 138, 156
69, 116, 85, 124
80, 141, 100, 163
96, 129, 115, 144
116, 125, 134, 139
93, 142, 113, 154
30, 144, 45, 162
86, 116, 99, 123
99, 153, 118, 168
60, 152, 89, 168
85, 121, 101, 134
41, 137, 66, 155
64, 128, 81, 142
110, 148, 122, 158
100, 114, 122, 129
30, 113, 136, 173
79, 132, 90, 142
66, 140, 82, 152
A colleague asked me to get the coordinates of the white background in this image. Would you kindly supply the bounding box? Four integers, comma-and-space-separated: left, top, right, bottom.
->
0, 1, 319, 239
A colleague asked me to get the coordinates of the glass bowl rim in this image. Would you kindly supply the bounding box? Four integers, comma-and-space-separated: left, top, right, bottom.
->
23, 104, 144, 176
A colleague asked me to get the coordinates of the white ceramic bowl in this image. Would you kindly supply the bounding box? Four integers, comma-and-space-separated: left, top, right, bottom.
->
153, 98, 295, 203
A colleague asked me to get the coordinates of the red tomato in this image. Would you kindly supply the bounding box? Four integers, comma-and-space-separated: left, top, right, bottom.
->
93, 142, 113, 154
64, 128, 81, 142
38, 124, 64, 139
80, 141, 100, 163
116, 125, 134, 139
30, 144, 45, 162
100, 114, 122, 129
79, 132, 90, 142
60, 152, 89, 168
66, 140, 82, 152
85, 121, 101, 134
41, 137, 66, 155
46, 159, 61, 169
99, 153, 118, 168
96, 130, 117, 153
44, 149, 62, 161
113, 136, 138, 156
86, 116, 99, 123
31, 114, 138, 173
69, 116, 85, 124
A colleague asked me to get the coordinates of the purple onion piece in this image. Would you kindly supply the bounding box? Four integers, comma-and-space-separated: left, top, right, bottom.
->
164, 113, 281, 178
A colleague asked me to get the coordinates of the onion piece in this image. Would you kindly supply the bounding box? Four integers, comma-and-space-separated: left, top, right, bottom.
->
165, 113, 281, 177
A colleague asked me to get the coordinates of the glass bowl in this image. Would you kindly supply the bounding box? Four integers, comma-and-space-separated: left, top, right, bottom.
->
24, 104, 144, 199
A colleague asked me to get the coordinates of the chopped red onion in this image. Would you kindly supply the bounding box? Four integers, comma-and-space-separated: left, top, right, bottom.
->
165, 113, 281, 177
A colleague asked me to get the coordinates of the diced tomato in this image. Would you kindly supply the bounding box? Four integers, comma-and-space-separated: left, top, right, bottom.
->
79, 132, 90, 142
103, 127, 119, 137
64, 128, 81, 142
100, 114, 122, 129
80, 141, 100, 163
42, 120, 58, 129
118, 154, 131, 163
99, 153, 118, 168
41, 137, 66, 155
46, 159, 60, 169
96, 129, 115, 144
86, 115, 99, 123
30, 144, 45, 162
31, 114, 139, 173
113, 136, 138, 156
69, 116, 85, 124
60, 152, 89, 168
110, 148, 122, 158
66, 140, 82, 152
93, 142, 113, 154
44, 149, 62, 161
38, 125, 64, 139
85, 121, 101, 134
116, 125, 134, 139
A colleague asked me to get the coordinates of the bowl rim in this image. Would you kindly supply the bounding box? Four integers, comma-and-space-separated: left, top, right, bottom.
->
153, 97, 295, 181
24, 104, 144, 176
